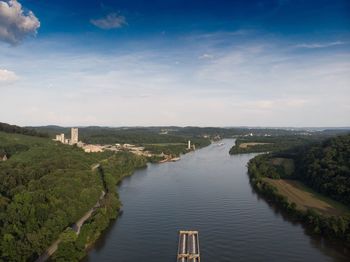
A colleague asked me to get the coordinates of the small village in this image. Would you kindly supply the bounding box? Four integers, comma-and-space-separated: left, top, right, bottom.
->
54, 127, 195, 162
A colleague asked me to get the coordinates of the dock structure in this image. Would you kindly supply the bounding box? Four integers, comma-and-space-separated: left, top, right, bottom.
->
177, 230, 200, 262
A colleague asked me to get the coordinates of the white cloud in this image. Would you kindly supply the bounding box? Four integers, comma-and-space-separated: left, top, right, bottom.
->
90, 13, 127, 30
0, 68, 17, 81
0, 0, 40, 45
295, 41, 345, 49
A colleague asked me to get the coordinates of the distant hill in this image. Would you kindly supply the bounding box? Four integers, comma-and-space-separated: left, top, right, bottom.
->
0, 122, 48, 137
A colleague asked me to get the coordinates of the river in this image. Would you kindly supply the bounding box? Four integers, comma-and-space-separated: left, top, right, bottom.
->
85, 139, 349, 262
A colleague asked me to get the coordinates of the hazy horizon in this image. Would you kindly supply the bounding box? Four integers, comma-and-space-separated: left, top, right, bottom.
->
1, 0, 349, 126
22, 124, 350, 130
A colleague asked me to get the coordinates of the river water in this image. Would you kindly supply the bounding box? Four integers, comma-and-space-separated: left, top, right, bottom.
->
85, 139, 349, 262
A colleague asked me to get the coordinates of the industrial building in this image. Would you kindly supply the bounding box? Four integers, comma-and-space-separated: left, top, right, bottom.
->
54, 128, 79, 145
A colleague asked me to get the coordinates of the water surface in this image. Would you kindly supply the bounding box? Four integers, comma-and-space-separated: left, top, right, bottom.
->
85, 139, 349, 262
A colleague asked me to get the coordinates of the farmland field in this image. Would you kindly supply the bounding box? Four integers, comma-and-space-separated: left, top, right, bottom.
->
264, 178, 350, 216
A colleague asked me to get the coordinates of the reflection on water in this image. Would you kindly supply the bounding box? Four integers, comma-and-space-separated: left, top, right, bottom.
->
250, 180, 349, 261
85, 139, 349, 262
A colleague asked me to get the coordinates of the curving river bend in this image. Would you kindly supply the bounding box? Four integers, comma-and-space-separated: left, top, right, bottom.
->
85, 139, 349, 262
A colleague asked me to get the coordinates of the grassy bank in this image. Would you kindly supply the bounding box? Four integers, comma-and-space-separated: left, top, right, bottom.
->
263, 178, 349, 217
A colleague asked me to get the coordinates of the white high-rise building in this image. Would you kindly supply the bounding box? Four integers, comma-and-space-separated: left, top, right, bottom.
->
71, 128, 78, 144
188, 140, 191, 150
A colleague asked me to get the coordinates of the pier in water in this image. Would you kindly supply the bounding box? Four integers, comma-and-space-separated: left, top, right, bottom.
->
177, 230, 200, 262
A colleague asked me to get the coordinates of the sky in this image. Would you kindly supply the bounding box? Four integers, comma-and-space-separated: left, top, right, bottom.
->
0, 0, 349, 127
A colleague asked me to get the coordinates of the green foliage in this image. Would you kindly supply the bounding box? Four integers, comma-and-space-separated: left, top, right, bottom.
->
0, 132, 144, 261
52, 151, 147, 261
247, 134, 350, 245
229, 135, 322, 155
0, 122, 48, 138
0, 125, 211, 261
294, 134, 350, 206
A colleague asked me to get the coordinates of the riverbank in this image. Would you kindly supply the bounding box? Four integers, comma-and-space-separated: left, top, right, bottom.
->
51, 143, 210, 261
248, 154, 350, 245
35, 191, 106, 262
50, 152, 148, 261
84, 139, 349, 261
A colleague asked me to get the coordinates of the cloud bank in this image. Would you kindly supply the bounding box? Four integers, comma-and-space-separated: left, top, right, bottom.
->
0, 30, 349, 127
91, 13, 127, 29
0, 0, 40, 45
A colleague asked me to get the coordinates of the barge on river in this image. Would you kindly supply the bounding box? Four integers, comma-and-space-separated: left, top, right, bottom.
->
177, 230, 200, 262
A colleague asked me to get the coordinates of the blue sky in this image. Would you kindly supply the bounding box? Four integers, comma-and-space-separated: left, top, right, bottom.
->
0, 0, 349, 126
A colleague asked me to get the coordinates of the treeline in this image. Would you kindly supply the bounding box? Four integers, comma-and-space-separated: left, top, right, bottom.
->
229, 135, 322, 155
247, 133, 350, 244
53, 152, 147, 261
174, 126, 310, 137
0, 122, 48, 138
293, 134, 350, 207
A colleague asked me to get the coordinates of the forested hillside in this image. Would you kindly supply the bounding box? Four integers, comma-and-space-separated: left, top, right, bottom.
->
247, 133, 350, 243
295, 134, 350, 206
0, 122, 47, 138
0, 131, 146, 261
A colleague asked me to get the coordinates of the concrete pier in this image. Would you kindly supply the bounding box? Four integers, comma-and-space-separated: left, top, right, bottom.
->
177, 230, 200, 262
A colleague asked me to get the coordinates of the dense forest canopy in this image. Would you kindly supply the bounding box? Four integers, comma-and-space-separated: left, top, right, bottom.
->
294, 134, 350, 206
0, 131, 145, 261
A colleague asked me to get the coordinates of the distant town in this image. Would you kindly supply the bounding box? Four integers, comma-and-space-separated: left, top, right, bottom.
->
54, 127, 196, 161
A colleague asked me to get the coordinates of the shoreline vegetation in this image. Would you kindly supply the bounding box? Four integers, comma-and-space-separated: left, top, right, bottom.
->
246, 134, 350, 245
0, 128, 150, 261
1, 122, 350, 261
0, 123, 212, 261
51, 141, 210, 261
229, 135, 325, 155
52, 152, 148, 261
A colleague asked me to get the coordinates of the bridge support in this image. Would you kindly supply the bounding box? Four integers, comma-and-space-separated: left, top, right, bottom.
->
177, 230, 200, 262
